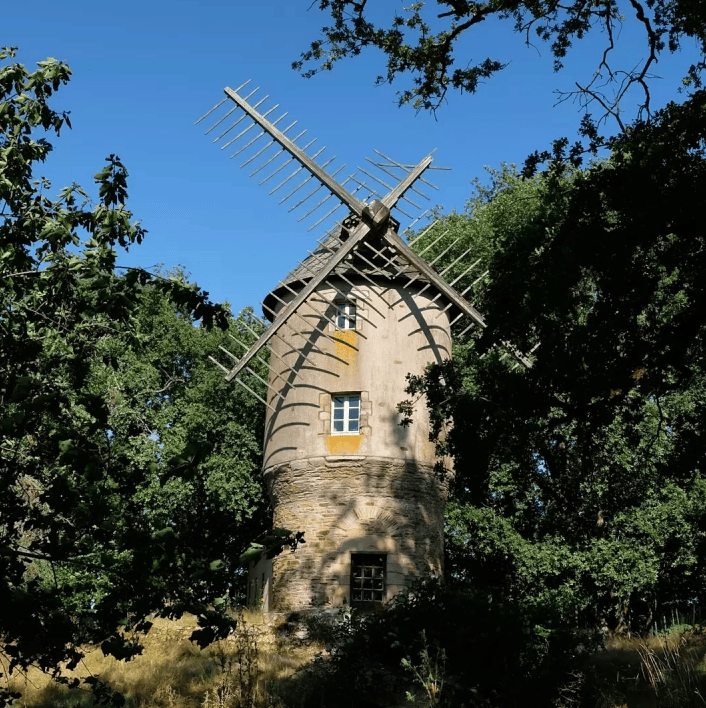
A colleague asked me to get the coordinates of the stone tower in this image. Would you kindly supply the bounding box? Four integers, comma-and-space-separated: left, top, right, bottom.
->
249, 232, 452, 612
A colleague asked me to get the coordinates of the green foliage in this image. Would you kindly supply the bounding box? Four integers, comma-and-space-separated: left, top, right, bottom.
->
301, 579, 593, 707
406, 91, 706, 639
0, 48, 266, 704
239, 528, 306, 566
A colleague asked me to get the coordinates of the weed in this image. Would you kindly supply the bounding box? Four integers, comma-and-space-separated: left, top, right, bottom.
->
205, 613, 260, 708
301, 608, 350, 647
401, 631, 445, 707
637, 630, 706, 707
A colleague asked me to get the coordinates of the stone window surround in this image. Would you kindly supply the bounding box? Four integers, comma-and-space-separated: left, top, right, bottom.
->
319, 390, 372, 436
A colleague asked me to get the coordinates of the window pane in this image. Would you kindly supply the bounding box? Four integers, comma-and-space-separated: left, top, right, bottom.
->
347, 305, 356, 329
351, 554, 386, 607
331, 393, 362, 434
336, 302, 356, 330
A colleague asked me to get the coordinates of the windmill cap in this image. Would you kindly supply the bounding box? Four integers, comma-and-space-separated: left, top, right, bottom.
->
262, 226, 454, 322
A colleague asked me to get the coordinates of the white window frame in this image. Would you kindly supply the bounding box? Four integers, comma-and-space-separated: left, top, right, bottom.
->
331, 394, 361, 435
335, 301, 356, 330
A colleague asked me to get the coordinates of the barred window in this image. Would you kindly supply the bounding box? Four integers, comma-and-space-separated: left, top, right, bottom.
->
331, 394, 360, 434
350, 553, 386, 606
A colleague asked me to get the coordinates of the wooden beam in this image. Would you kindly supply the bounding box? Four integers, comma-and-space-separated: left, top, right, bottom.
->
225, 219, 374, 382
381, 154, 433, 211
383, 229, 534, 369
224, 86, 365, 216
223, 146, 445, 381
383, 229, 487, 328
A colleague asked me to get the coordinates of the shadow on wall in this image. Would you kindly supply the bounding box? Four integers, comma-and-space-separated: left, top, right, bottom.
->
261, 305, 343, 470
262, 284, 450, 610
397, 287, 451, 365
268, 456, 448, 611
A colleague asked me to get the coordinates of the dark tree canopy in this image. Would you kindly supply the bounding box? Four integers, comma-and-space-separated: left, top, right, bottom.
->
296, 0, 706, 124
404, 90, 706, 635
0, 48, 273, 705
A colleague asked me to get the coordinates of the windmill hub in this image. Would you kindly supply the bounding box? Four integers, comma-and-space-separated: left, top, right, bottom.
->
361, 199, 390, 230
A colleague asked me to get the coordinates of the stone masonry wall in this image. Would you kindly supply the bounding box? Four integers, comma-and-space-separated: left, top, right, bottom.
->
265, 454, 448, 611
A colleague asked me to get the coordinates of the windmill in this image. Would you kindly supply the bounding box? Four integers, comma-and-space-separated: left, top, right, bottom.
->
196, 83, 529, 612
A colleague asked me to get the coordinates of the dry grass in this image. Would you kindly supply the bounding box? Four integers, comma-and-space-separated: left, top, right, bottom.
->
588, 629, 706, 708
10, 610, 706, 708
5, 610, 323, 708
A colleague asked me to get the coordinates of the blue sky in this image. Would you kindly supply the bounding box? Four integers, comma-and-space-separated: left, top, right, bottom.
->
6, 0, 698, 315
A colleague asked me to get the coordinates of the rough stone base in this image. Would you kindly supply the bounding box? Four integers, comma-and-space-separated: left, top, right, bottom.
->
263, 455, 448, 611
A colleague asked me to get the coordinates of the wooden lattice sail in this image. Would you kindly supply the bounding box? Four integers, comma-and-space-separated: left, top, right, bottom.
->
197, 83, 529, 410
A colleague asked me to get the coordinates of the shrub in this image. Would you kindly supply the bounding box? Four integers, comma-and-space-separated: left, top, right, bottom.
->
293, 578, 600, 707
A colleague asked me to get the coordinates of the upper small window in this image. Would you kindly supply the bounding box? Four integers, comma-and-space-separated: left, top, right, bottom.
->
335, 302, 356, 330
332, 394, 360, 434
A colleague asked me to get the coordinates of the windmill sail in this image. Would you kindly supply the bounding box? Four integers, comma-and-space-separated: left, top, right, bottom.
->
197, 83, 531, 410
